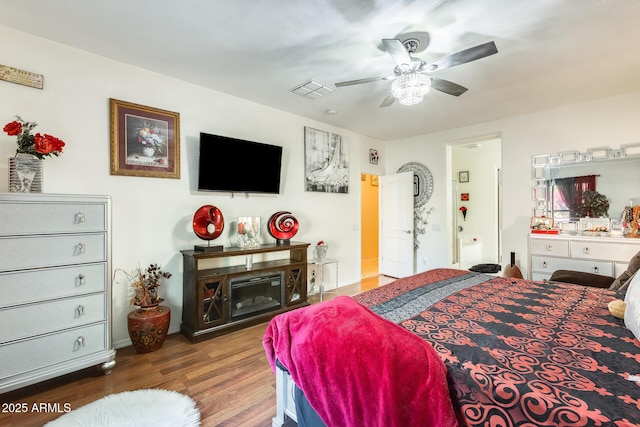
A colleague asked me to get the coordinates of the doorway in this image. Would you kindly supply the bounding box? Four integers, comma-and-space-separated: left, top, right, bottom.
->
361, 173, 379, 278
450, 137, 502, 268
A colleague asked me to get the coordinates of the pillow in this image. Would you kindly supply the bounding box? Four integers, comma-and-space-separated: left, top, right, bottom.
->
610, 251, 640, 291
608, 299, 626, 319
623, 270, 640, 341
549, 270, 614, 288
618, 270, 637, 293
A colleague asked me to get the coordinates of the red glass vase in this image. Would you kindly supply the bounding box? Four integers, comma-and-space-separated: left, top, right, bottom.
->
127, 305, 171, 354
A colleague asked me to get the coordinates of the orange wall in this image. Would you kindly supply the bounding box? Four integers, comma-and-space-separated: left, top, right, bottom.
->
361, 174, 379, 260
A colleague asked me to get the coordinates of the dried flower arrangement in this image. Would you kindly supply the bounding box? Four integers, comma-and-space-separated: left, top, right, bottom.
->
116, 263, 172, 307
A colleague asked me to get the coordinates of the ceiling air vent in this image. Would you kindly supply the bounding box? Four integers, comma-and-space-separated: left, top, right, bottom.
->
290, 80, 333, 99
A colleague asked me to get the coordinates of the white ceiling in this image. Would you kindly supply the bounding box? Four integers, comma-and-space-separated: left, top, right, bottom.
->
2, 0, 640, 141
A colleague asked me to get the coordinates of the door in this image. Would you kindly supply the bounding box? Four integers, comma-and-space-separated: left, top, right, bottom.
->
380, 172, 414, 277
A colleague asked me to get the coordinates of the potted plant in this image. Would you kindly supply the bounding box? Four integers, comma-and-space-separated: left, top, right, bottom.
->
116, 263, 172, 354
578, 190, 609, 218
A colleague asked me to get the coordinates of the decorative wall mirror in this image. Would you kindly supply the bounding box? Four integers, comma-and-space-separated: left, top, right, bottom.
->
397, 162, 433, 207
532, 143, 640, 224
397, 162, 434, 248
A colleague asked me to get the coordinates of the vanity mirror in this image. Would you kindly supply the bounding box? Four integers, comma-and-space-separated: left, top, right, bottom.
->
532, 143, 640, 225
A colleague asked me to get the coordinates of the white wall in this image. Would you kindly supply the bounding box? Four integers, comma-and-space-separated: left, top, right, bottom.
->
386, 90, 640, 278
0, 26, 386, 347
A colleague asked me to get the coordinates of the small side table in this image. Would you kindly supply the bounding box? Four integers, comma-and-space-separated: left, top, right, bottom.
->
309, 258, 339, 301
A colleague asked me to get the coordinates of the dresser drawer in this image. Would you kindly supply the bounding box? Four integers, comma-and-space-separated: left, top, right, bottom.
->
0, 323, 107, 379
531, 272, 552, 281
570, 241, 640, 262
529, 239, 570, 257
0, 233, 106, 271
0, 202, 106, 236
531, 255, 613, 277
0, 294, 106, 343
0, 263, 106, 308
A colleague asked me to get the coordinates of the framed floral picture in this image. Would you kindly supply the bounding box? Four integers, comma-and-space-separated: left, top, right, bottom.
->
109, 98, 180, 178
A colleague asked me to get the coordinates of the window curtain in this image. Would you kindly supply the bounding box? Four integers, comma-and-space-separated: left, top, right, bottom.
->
553, 175, 596, 217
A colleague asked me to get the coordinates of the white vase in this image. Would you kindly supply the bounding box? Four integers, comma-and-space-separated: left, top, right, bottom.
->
141, 146, 155, 157
315, 244, 328, 260
8, 153, 43, 193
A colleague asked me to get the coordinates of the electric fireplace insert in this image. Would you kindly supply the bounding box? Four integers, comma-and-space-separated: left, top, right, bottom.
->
229, 272, 284, 321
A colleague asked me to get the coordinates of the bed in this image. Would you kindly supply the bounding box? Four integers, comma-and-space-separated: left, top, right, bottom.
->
264, 268, 640, 427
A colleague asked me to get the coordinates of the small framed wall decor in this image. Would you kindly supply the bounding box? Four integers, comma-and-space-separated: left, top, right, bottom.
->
369, 149, 379, 165
110, 98, 180, 179
459, 170, 469, 183
461, 193, 469, 201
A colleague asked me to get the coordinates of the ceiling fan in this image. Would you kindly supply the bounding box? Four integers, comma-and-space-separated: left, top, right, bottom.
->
335, 37, 498, 107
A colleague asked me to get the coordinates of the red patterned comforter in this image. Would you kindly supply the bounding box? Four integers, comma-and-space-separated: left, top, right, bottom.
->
353, 268, 640, 426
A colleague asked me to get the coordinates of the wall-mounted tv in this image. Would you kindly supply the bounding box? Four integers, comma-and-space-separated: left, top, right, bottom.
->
198, 132, 283, 194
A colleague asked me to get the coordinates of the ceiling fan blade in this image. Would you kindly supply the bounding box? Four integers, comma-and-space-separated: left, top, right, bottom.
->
380, 94, 396, 108
335, 76, 393, 87
382, 38, 412, 67
428, 41, 498, 71
430, 77, 468, 96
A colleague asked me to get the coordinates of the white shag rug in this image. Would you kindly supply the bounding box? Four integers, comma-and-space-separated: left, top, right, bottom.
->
44, 389, 200, 427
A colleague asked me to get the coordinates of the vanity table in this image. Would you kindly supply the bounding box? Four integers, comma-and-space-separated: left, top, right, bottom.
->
528, 233, 640, 281
529, 144, 640, 281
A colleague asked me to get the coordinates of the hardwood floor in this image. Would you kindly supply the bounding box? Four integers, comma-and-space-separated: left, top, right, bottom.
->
0, 275, 394, 427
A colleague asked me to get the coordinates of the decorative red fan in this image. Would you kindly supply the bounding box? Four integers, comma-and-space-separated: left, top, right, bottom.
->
268, 211, 299, 245
193, 205, 224, 252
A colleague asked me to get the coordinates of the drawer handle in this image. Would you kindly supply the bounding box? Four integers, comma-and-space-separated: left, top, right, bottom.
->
77, 274, 86, 286
593, 266, 599, 274
583, 247, 590, 254
74, 336, 85, 351
75, 212, 86, 223
75, 243, 86, 255
546, 245, 553, 251
76, 305, 85, 317
542, 261, 547, 268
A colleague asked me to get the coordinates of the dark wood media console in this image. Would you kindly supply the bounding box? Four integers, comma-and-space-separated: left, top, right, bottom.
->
180, 242, 309, 343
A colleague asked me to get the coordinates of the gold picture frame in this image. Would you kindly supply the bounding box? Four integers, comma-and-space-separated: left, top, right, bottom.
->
110, 98, 180, 178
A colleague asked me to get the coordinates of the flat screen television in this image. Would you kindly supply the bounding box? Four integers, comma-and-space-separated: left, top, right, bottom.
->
198, 132, 283, 194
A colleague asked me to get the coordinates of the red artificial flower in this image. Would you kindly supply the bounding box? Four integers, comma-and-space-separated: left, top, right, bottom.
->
3, 120, 22, 136
34, 133, 52, 154
44, 133, 65, 153
459, 206, 467, 212
317, 240, 325, 246
33, 133, 65, 155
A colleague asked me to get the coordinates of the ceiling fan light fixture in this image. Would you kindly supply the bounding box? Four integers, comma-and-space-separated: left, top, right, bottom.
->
391, 73, 431, 105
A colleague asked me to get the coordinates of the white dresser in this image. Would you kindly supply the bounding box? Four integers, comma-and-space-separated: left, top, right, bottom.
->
528, 233, 640, 281
0, 193, 115, 393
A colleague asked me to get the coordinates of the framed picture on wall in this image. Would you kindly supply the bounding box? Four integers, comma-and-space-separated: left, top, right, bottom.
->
459, 170, 469, 183
304, 126, 349, 193
369, 149, 379, 165
109, 98, 180, 179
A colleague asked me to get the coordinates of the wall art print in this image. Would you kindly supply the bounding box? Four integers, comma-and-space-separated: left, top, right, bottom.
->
304, 126, 349, 193
369, 149, 379, 165
110, 98, 180, 179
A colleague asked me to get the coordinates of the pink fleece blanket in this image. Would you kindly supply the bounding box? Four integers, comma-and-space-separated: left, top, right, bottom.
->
263, 296, 458, 427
